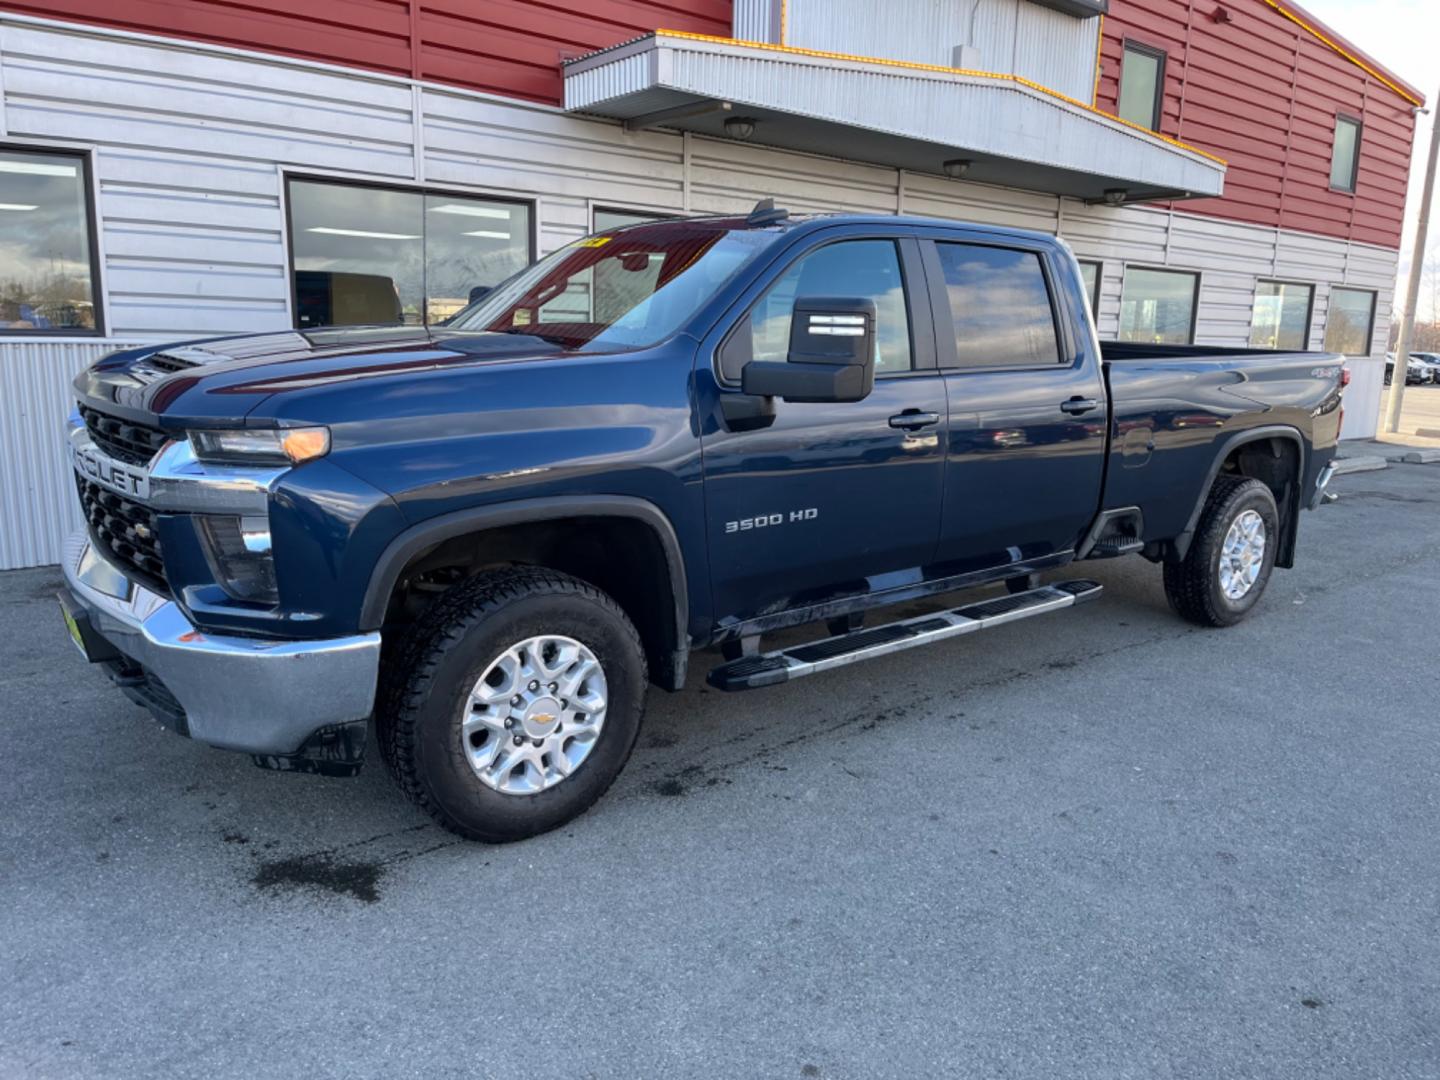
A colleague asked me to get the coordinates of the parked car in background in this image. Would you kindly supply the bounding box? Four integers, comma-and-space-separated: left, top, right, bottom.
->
1410, 353, 1440, 383
1385, 353, 1432, 385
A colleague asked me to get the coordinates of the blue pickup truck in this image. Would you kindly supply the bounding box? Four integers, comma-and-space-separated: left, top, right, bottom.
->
59, 205, 1344, 841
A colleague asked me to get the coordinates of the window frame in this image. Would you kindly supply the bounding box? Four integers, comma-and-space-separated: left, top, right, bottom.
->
1118, 40, 1167, 133
1323, 285, 1377, 356
1248, 278, 1315, 351
922, 237, 1076, 374
1117, 264, 1201, 346
0, 142, 105, 338
714, 232, 928, 387
282, 172, 536, 330
1329, 113, 1363, 195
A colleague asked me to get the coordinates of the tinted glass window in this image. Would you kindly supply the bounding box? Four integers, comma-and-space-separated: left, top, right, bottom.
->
934, 242, 1061, 367
1118, 267, 1197, 344
1249, 281, 1313, 350
0, 149, 98, 333
1119, 44, 1163, 130
1077, 260, 1101, 314
594, 208, 671, 231
722, 239, 912, 381
288, 180, 530, 328
1330, 117, 1361, 192
1324, 287, 1376, 355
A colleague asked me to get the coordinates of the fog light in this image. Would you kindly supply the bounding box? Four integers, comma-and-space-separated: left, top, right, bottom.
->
198, 514, 277, 604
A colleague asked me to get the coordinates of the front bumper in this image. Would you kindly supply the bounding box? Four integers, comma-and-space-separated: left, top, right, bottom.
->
61, 531, 381, 757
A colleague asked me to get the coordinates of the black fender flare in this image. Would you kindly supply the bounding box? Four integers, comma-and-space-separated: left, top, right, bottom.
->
360, 495, 691, 688
1172, 425, 1306, 564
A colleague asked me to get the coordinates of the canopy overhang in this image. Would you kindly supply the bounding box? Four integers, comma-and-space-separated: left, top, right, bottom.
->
563, 32, 1226, 204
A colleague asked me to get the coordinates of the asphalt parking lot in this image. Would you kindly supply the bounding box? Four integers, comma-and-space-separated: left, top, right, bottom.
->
3, 461, 1439, 1080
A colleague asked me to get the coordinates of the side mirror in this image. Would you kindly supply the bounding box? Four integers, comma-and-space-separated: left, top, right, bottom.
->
741, 296, 877, 403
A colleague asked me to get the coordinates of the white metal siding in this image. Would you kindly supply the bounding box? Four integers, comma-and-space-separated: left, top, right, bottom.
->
785, 0, 1099, 101
0, 16, 1399, 569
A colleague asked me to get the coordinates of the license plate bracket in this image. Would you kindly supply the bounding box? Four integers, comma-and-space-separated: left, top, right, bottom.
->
56, 590, 122, 664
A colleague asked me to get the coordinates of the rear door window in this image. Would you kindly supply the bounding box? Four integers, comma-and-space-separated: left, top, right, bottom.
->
933, 243, 1062, 368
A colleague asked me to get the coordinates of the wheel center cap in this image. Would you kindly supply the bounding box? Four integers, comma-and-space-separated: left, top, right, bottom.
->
521, 697, 562, 739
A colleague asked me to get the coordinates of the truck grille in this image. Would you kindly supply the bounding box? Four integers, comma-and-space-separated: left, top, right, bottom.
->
79, 405, 171, 466
75, 474, 168, 592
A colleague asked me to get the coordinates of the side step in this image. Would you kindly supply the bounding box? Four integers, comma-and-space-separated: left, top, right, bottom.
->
1087, 537, 1144, 558
707, 580, 1103, 692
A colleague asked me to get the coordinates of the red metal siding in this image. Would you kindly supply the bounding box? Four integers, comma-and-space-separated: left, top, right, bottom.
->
1097, 0, 1419, 248
0, 0, 731, 105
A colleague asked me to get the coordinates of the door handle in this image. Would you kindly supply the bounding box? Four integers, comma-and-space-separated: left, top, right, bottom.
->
888, 410, 941, 430
1059, 397, 1101, 416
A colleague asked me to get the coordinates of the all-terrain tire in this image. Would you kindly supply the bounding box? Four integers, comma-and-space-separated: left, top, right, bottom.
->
377, 567, 647, 842
1163, 475, 1279, 628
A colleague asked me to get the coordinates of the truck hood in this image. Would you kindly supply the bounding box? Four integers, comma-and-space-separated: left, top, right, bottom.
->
74, 325, 579, 427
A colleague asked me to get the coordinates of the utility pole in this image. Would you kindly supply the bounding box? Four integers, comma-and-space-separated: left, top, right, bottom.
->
1385, 90, 1440, 433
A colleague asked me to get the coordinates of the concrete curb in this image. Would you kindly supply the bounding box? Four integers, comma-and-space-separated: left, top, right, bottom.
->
1331, 455, 1389, 475
1396, 448, 1440, 464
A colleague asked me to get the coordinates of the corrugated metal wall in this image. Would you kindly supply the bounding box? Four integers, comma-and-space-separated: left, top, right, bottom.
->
0, 340, 137, 570
784, 0, 1099, 102
1096, 0, 1419, 248
0, 0, 732, 106
0, 15, 1399, 569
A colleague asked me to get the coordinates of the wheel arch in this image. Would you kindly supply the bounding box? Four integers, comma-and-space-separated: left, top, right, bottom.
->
362, 496, 690, 690
1172, 425, 1306, 567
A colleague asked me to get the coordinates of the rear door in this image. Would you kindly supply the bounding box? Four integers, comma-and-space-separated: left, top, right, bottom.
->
919, 233, 1108, 574
696, 229, 948, 628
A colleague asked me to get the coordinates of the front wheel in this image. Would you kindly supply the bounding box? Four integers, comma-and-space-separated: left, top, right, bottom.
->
1163, 475, 1279, 628
378, 568, 647, 842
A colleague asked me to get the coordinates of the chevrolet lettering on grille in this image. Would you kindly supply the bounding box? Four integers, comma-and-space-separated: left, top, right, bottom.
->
73, 443, 150, 500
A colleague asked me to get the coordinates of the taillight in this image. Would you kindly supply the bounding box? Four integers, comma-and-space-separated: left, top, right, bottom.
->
1340, 366, 1351, 388
1337, 367, 1348, 437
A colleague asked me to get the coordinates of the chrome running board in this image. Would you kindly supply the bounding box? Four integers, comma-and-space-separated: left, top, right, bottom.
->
706, 580, 1103, 691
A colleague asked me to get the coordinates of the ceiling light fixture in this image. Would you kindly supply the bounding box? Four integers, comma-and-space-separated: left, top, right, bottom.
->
723, 116, 757, 140
306, 226, 420, 240
0, 202, 39, 211
942, 159, 973, 179
1102, 188, 1128, 206
461, 230, 511, 239
429, 204, 512, 219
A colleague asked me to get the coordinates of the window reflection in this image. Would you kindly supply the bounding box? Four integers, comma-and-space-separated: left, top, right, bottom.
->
935, 243, 1061, 366
1249, 281, 1313, 350
288, 179, 530, 329
1324, 287, 1376, 355
0, 149, 98, 333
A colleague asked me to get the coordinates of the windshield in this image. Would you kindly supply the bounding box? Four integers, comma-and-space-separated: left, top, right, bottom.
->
445, 220, 777, 351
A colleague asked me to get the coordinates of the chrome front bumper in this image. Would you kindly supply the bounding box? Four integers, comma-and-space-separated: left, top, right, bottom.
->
62, 531, 381, 755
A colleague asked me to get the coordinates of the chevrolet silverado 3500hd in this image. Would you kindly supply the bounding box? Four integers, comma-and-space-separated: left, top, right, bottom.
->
59, 206, 1343, 841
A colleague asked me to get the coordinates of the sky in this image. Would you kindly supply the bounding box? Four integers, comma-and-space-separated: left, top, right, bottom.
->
1299, 0, 1439, 319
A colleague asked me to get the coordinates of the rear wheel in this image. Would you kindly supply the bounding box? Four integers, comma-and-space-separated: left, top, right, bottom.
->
378, 567, 646, 842
1163, 475, 1278, 628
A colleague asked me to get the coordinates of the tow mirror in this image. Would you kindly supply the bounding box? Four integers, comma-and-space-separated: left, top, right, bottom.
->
741, 297, 877, 403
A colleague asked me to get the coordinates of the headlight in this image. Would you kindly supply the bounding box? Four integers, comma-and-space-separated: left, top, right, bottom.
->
197, 514, 277, 604
189, 426, 329, 465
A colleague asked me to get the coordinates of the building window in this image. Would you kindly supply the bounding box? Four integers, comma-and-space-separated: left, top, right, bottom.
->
1118, 267, 1198, 344
287, 178, 532, 329
1249, 281, 1314, 351
1330, 115, 1362, 193
0, 147, 101, 334
934, 242, 1062, 367
1118, 42, 1165, 131
1324, 287, 1376, 355
1077, 260, 1101, 315
593, 207, 672, 232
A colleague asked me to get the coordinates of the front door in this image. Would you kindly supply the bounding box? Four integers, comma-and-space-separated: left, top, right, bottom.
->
698, 233, 947, 630
921, 235, 1108, 574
